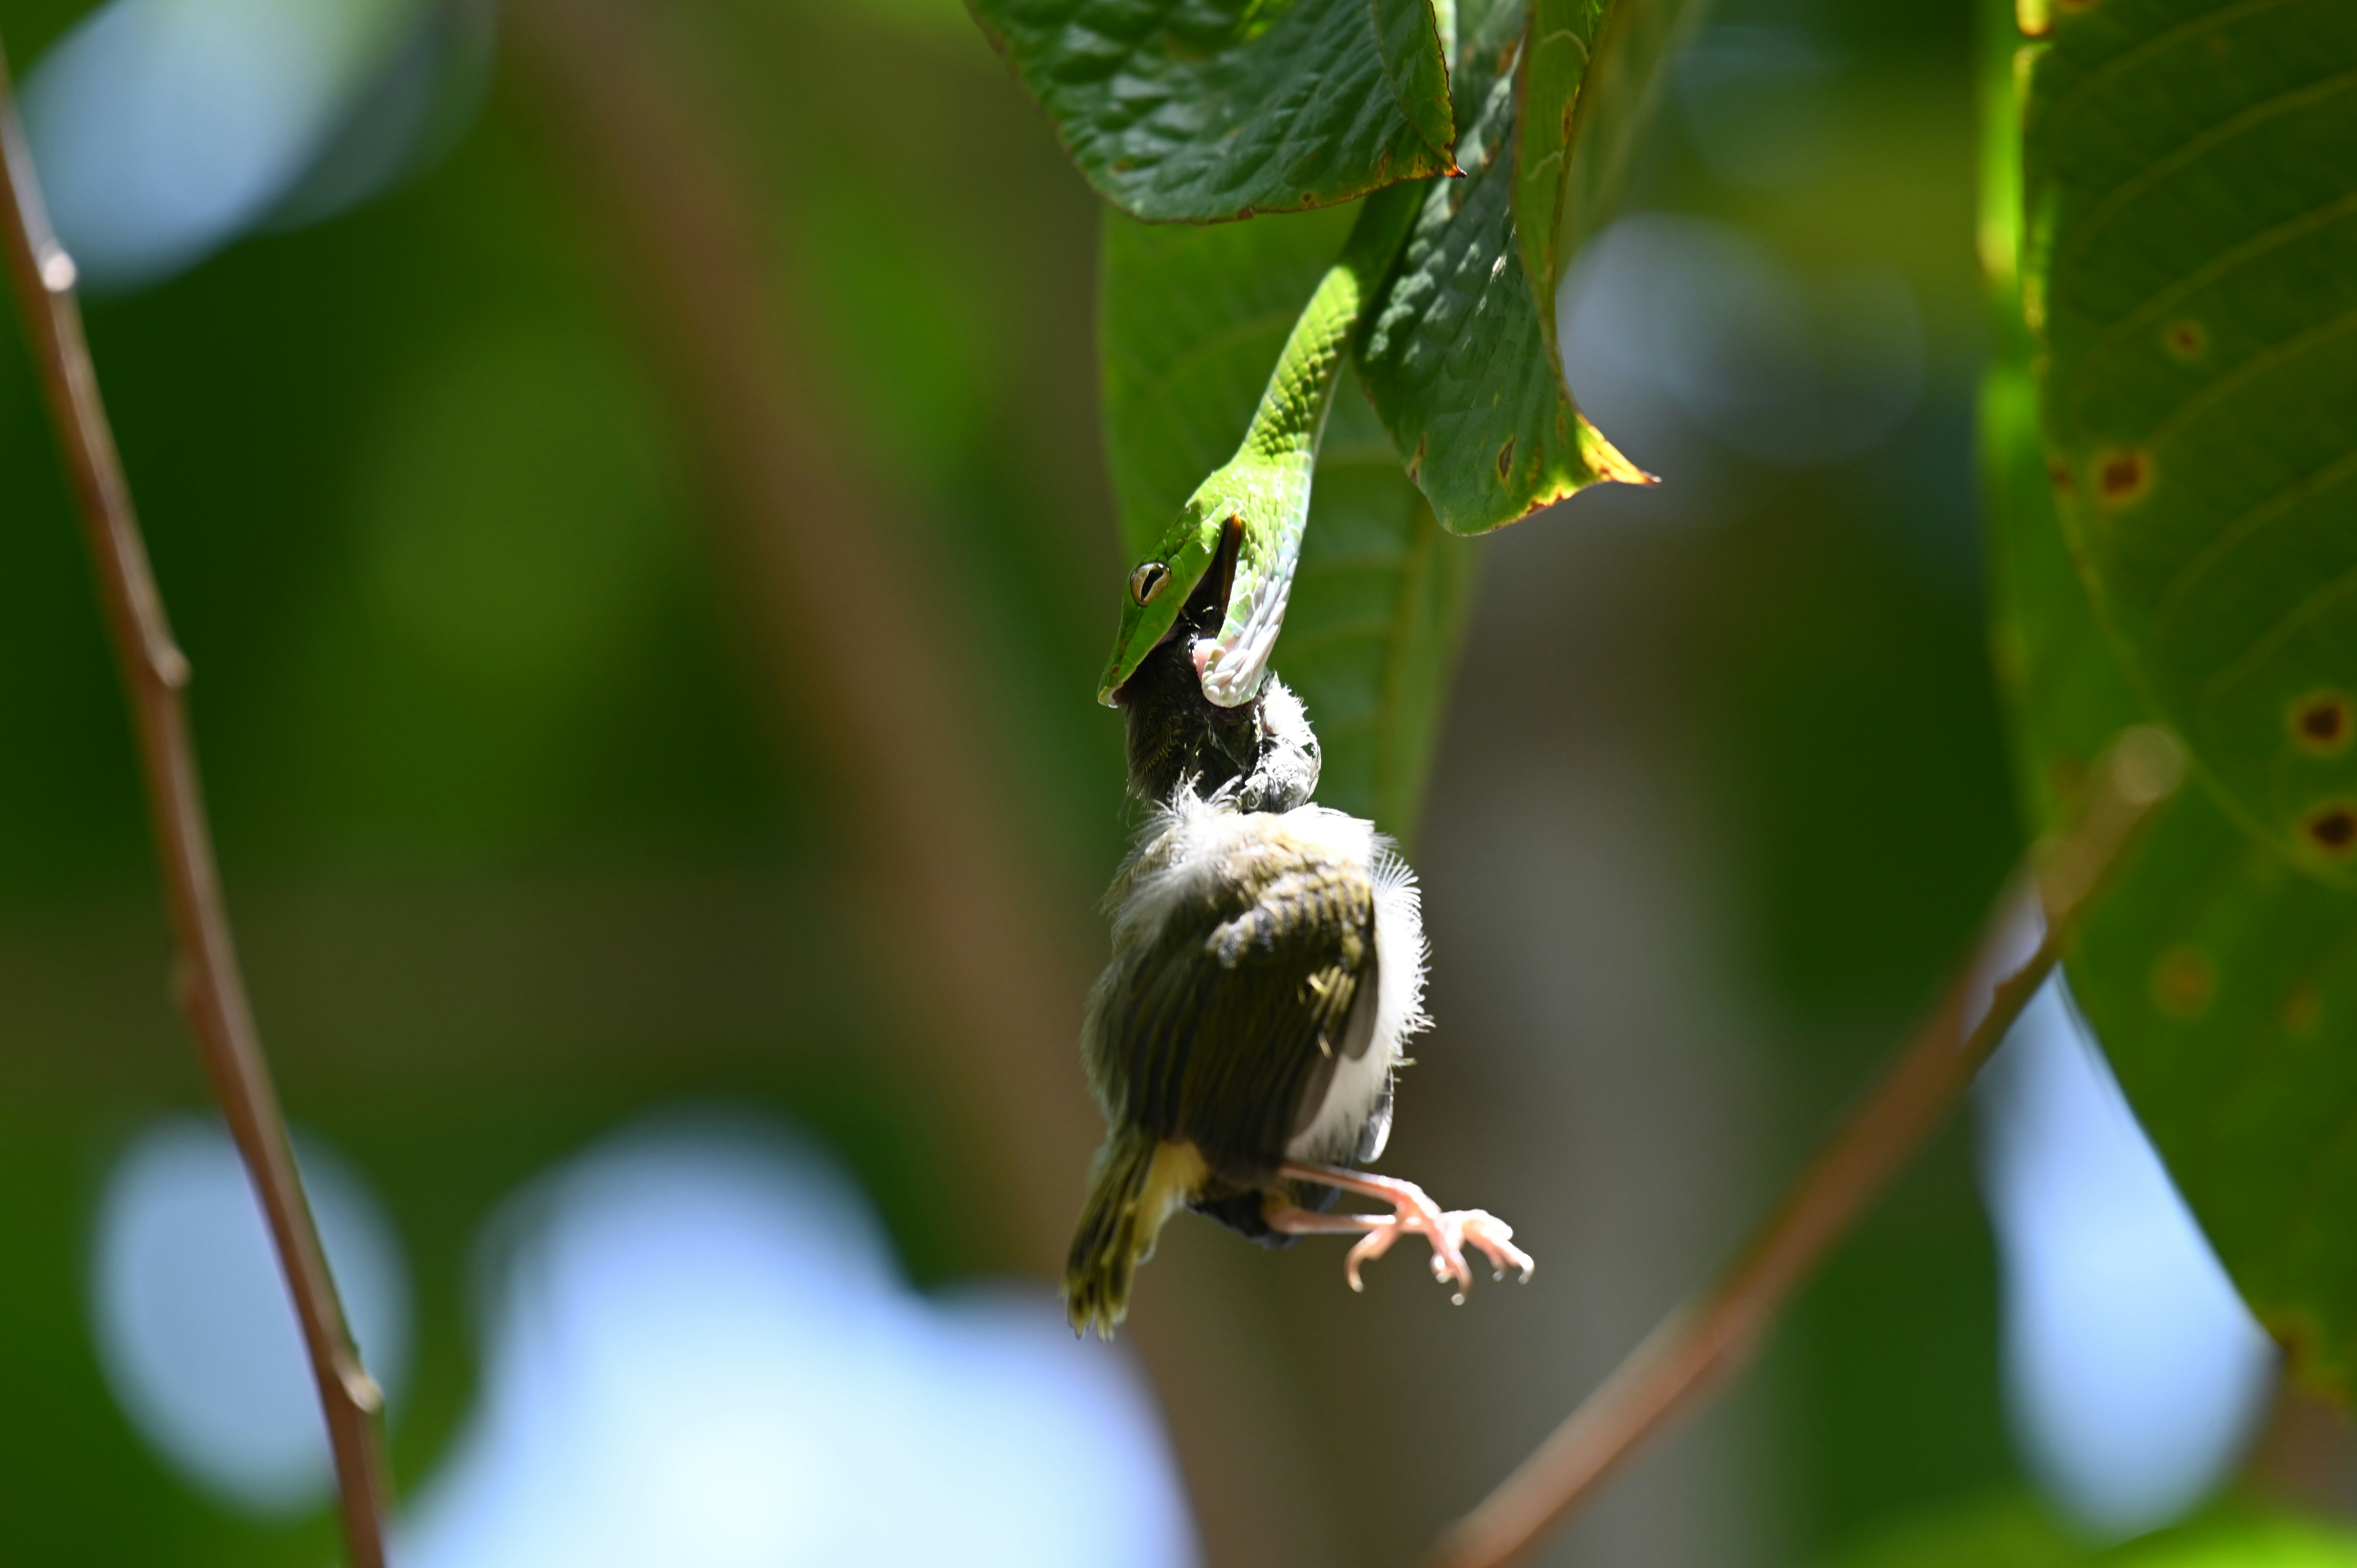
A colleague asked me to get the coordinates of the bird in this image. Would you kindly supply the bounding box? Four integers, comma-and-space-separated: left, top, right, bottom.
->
1064, 620, 1532, 1337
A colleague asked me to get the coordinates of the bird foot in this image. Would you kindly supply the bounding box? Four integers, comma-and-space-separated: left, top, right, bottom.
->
1273, 1163, 1535, 1304
1343, 1207, 1534, 1303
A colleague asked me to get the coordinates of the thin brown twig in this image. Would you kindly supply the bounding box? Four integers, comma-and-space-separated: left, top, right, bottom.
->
1429, 725, 2186, 1568
0, 36, 392, 1568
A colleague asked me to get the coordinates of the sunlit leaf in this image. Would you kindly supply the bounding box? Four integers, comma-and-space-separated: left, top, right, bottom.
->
1357, 0, 1643, 535
1099, 205, 1475, 836
968, 0, 1456, 223
2022, 0, 2357, 886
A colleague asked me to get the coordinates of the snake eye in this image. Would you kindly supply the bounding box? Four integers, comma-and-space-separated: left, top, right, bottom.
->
1129, 561, 1172, 606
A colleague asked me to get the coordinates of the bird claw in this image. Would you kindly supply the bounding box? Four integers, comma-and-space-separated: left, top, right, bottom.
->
1337, 1195, 1534, 1300
1458, 1209, 1535, 1286
1271, 1164, 1533, 1301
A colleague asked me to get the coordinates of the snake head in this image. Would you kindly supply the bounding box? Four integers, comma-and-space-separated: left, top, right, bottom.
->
1096, 461, 1308, 708
1097, 496, 1226, 707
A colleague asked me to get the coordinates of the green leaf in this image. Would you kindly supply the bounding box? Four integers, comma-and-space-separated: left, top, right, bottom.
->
1512, 0, 1606, 358
1824, 1494, 2357, 1568
1514, 0, 1701, 356
2110, 1515, 2357, 1568
2066, 765, 2357, 1391
1821, 1493, 2080, 1568
1986, 358, 2149, 830
1985, 357, 2357, 1394
1286, 373, 1476, 835
1357, 0, 1644, 535
2021, 0, 2357, 885
967, 0, 1457, 223
1099, 204, 1475, 837
1985, 0, 2357, 1391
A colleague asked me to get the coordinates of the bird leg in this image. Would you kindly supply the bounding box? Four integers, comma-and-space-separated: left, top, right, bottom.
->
1271, 1164, 1535, 1304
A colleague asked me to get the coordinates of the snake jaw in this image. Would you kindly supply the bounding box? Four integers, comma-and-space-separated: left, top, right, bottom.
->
1195, 470, 1306, 707
1194, 527, 1298, 706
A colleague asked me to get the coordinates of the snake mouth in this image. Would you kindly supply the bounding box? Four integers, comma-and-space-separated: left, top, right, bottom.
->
1111, 514, 1244, 708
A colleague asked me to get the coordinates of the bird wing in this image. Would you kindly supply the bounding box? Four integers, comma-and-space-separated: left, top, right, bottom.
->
1090, 830, 1378, 1184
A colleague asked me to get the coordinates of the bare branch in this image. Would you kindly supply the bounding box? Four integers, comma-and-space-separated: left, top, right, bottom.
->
1429, 726, 2186, 1568
0, 33, 392, 1568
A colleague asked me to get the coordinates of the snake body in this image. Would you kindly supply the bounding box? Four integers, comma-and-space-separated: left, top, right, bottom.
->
1096, 180, 1424, 709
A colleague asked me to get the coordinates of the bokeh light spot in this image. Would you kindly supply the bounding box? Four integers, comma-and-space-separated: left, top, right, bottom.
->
89, 1116, 412, 1515
20, 0, 467, 290
398, 1114, 1199, 1568
1977, 980, 2277, 1539
1559, 213, 1924, 471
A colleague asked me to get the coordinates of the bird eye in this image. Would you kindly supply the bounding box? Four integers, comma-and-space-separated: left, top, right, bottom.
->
1129, 562, 1171, 606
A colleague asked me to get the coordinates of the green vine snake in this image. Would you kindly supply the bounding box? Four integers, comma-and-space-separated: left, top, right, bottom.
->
1094, 180, 1424, 710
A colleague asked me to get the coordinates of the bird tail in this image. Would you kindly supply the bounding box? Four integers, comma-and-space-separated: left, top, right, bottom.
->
1064, 1131, 1203, 1338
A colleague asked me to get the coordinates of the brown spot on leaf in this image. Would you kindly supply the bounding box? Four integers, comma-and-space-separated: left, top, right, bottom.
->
2291, 691, 2353, 754
2304, 802, 2357, 855
2163, 320, 2206, 360
2151, 946, 2217, 1019
1408, 432, 1428, 480
2048, 460, 2074, 494
2095, 447, 2150, 507
2284, 983, 2322, 1038
2206, 32, 2230, 55
1496, 436, 1516, 484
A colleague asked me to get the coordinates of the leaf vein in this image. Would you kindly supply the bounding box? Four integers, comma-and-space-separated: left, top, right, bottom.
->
2068, 189, 2357, 408
2202, 540, 2357, 705
2152, 445, 2357, 645
1122, 310, 1302, 413
2039, 0, 2308, 134
2051, 67, 2357, 282
2143, 304, 2357, 451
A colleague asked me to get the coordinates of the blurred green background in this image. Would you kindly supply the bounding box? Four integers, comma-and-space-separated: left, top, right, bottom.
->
0, 0, 2348, 1563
